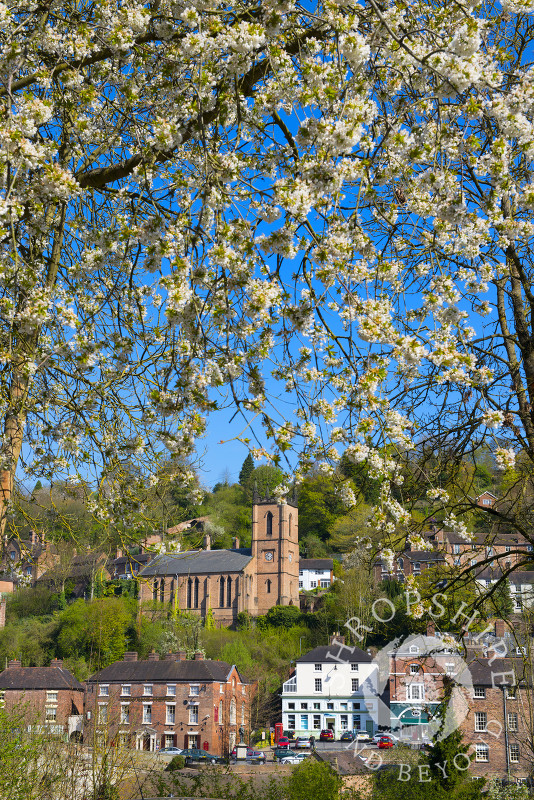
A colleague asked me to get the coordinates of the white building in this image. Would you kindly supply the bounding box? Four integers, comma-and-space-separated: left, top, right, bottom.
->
299, 558, 333, 591
281, 638, 380, 738
474, 570, 534, 611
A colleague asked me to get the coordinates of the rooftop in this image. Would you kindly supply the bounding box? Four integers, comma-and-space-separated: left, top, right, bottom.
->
0, 666, 84, 691
139, 548, 253, 577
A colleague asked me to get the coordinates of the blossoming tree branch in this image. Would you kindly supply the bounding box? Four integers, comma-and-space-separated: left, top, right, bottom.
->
0, 0, 533, 571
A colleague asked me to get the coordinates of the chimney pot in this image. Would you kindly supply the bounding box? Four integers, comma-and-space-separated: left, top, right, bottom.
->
148, 650, 160, 661
123, 651, 138, 662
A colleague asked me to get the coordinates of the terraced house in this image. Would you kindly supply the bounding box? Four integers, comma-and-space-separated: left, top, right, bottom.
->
84, 650, 251, 756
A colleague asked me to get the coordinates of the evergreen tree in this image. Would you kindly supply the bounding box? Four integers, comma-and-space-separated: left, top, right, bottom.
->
238, 454, 255, 490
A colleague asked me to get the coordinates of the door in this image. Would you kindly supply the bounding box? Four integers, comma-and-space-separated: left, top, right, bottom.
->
366, 720, 374, 736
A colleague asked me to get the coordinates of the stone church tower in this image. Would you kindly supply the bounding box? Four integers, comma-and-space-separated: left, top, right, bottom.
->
251, 493, 299, 614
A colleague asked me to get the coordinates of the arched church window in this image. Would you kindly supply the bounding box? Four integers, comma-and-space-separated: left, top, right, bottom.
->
187, 578, 192, 609
266, 579, 271, 594
266, 511, 273, 536
227, 576, 232, 607
194, 577, 199, 608
153, 579, 158, 601
220, 577, 225, 607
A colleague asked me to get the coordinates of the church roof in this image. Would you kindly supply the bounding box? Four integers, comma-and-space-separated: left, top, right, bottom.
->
139, 548, 253, 577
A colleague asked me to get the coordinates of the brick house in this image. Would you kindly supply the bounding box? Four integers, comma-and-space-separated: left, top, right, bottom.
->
459, 655, 533, 781
138, 496, 299, 625
374, 550, 446, 584
85, 650, 251, 756
0, 658, 84, 738
2, 532, 59, 584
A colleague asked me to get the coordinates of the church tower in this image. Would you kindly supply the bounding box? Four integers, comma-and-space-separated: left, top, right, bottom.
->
251, 490, 299, 615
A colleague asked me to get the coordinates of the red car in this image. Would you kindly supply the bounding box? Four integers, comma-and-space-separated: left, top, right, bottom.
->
319, 729, 334, 741
378, 736, 395, 749
277, 736, 291, 747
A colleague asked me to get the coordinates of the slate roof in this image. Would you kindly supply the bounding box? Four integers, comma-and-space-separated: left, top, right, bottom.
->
467, 657, 533, 687
112, 553, 151, 566
297, 644, 372, 664
139, 548, 253, 577
474, 568, 534, 584
299, 558, 333, 570
314, 750, 370, 775
0, 666, 84, 691
406, 551, 445, 561
86, 658, 242, 684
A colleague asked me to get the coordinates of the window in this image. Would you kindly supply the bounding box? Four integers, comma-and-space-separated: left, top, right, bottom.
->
313, 715, 321, 729
189, 704, 199, 725
287, 715, 295, 730
190, 685, 200, 696
167, 684, 176, 696
353, 702, 360, 710
505, 545, 511, 552
143, 685, 153, 696
473, 687, 485, 698
407, 684, 424, 701
299, 570, 303, 576
166, 705, 176, 725
314, 664, 322, 671
46, 706, 57, 722
410, 664, 419, 674
310, 581, 317, 588
229, 699, 236, 725
46, 691, 58, 703
25, 566, 32, 576
220, 683, 224, 694
121, 704, 130, 724
352, 678, 359, 692
241, 703, 245, 725
301, 702, 308, 710
315, 678, 322, 692
165, 734, 174, 748
299, 581, 303, 588
327, 702, 334, 710
220, 577, 225, 607
475, 744, 489, 762
99, 685, 109, 697
266, 511, 273, 536
227, 576, 232, 607
219, 700, 223, 721
340, 703, 348, 711
0, 690, 4, 707
475, 712, 487, 732
507, 712, 518, 731
409, 646, 419, 654
445, 663, 455, 676
320, 580, 330, 588
351, 663, 358, 671
453, 544, 460, 554
300, 715, 308, 730
340, 715, 348, 730
509, 744, 520, 763
398, 557, 404, 569
98, 704, 108, 724
414, 563, 421, 571
506, 686, 517, 699
121, 685, 131, 697
142, 704, 152, 724
353, 715, 361, 729
313, 702, 320, 709
214, 704, 219, 723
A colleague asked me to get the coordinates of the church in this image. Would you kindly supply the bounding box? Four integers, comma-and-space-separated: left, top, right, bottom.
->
138, 495, 299, 625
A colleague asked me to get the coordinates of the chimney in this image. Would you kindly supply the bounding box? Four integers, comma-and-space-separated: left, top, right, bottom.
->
176, 650, 187, 661
148, 650, 160, 661
426, 620, 436, 637
495, 620, 507, 639
8, 659, 21, 669
50, 659, 63, 669
329, 632, 345, 646
123, 651, 138, 662
116, 548, 123, 558
232, 537, 240, 550
203, 533, 211, 551
164, 653, 177, 661
194, 651, 204, 661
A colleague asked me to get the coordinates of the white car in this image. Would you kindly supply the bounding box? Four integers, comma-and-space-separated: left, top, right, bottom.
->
371, 732, 399, 745
280, 753, 309, 765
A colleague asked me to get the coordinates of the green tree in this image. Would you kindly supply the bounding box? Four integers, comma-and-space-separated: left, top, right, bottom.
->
239, 454, 255, 493
287, 760, 341, 800
251, 466, 286, 497
297, 473, 346, 543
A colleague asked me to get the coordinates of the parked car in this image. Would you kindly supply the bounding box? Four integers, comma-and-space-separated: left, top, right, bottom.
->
294, 736, 312, 749
273, 747, 293, 761
371, 732, 399, 745
277, 736, 291, 747
158, 746, 183, 755
231, 747, 266, 762
377, 737, 395, 749
279, 752, 310, 765
181, 748, 226, 764
355, 731, 372, 742
319, 729, 334, 741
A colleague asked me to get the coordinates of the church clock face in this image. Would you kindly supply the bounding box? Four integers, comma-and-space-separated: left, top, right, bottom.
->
265, 551, 274, 561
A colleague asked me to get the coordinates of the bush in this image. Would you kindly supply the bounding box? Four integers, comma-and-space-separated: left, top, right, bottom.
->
165, 754, 186, 771
287, 760, 341, 800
